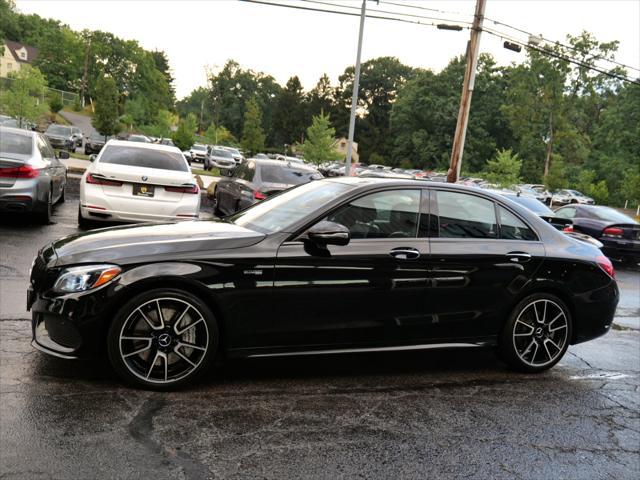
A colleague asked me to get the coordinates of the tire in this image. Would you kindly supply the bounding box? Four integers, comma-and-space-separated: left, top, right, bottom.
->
37, 188, 52, 224
497, 293, 572, 373
57, 181, 66, 204
107, 288, 219, 390
213, 190, 223, 217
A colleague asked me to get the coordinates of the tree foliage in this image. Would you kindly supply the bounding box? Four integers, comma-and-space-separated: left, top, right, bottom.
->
301, 113, 342, 165
93, 75, 119, 137
1, 65, 48, 127
482, 149, 522, 188
172, 113, 197, 151
241, 97, 265, 155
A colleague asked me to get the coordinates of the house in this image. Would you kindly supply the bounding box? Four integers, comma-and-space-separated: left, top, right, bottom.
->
333, 137, 359, 163
1, 40, 39, 78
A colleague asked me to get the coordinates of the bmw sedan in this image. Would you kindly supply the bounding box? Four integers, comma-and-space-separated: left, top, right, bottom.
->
78, 140, 199, 226
0, 126, 68, 223
28, 178, 619, 389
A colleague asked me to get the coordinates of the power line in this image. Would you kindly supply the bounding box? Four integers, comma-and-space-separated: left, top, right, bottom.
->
299, 0, 472, 26
484, 16, 640, 74
378, 0, 469, 18
240, 0, 469, 29
240, 0, 639, 85
484, 27, 640, 85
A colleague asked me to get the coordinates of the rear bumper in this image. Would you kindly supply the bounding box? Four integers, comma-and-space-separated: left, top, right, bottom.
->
572, 280, 619, 344
601, 238, 640, 262
0, 178, 48, 213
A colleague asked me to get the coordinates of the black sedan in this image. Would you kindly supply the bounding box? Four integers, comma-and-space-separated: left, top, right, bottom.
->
28, 178, 619, 389
554, 205, 639, 263
84, 131, 112, 155
211, 158, 322, 216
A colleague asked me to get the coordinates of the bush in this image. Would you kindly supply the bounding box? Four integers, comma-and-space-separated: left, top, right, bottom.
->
72, 98, 82, 112
48, 95, 63, 114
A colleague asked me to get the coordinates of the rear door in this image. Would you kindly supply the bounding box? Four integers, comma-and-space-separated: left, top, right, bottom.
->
426, 189, 546, 340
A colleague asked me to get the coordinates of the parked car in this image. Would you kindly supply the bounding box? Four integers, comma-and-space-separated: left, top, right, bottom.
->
189, 144, 208, 163
78, 140, 199, 227
126, 134, 152, 143
28, 178, 618, 388
0, 126, 68, 223
496, 192, 603, 249
159, 138, 175, 147
44, 124, 83, 151
84, 131, 112, 155
222, 146, 244, 165
553, 189, 595, 206
211, 158, 322, 216
0, 115, 19, 128
206, 146, 236, 171
522, 184, 552, 205
516, 185, 548, 204
554, 205, 639, 263
182, 151, 192, 166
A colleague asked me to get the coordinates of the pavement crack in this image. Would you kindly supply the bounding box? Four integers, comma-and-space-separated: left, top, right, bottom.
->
128, 396, 213, 480
567, 350, 595, 369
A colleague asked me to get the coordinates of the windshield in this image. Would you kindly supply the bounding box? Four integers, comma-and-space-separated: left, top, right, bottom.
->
99, 145, 188, 172
89, 132, 110, 141
231, 180, 351, 233
568, 190, 585, 197
212, 148, 233, 158
260, 165, 322, 184
192, 145, 207, 151
505, 195, 553, 215
46, 125, 72, 136
0, 131, 33, 155
587, 207, 636, 223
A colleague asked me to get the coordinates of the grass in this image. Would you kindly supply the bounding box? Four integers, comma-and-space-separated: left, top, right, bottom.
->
191, 167, 221, 177
69, 151, 91, 161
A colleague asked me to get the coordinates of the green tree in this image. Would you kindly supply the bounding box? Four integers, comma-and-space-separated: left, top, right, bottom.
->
1, 65, 47, 128
172, 113, 197, 150
300, 113, 342, 165
204, 123, 236, 145
241, 97, 266, 155
545, 156, 568, 191
482, 149, 522, 188
272, 76, 307, 146
93, 75, 119, 138
575, 169, 609, 204
48, 93, 63, 116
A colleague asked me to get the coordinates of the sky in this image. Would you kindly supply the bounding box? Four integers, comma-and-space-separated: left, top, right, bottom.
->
15, 0, 640, 99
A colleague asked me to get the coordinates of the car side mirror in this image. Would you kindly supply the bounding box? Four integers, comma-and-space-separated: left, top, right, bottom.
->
58, 150, 70, 159
89, 154, 97, 162
306, 221, 350, 246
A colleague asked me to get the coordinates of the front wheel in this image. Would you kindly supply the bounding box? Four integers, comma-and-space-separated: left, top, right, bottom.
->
497, 293, 572, 373
107, 289, 218, 390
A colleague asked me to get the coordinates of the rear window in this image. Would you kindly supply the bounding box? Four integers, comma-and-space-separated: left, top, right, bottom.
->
260, 165, 322, 184
0, 131, 33, 155
587, 207, 636, 224
99, 145, 188, 172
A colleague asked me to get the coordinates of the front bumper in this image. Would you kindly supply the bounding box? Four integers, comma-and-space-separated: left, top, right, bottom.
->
47, 137, 73, 149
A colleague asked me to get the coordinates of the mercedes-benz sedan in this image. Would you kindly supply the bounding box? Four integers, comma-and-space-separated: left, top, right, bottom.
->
28, 178, 618, 389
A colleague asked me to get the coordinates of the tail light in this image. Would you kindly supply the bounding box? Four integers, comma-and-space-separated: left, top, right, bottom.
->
602, 227, 623, 238
0, 165, 40, 178
596, 255, 615, 279
254, 190, 267, 200
86, 173, 123, 187
562, 225, 573, 232
165, 184, 199, 194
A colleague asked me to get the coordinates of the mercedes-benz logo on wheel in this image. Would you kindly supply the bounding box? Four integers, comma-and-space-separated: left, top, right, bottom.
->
157, 333, 171, 348
141, 176, 148, 182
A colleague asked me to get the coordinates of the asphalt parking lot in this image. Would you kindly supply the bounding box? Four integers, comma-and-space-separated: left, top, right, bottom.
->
1, 195, 639, 479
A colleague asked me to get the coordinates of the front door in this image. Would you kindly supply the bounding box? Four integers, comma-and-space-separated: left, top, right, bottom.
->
271, 188, 432, 349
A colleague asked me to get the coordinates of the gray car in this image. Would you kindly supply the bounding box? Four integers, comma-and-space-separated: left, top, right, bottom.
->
44, 124, 83, 151
0, 126, 68, 223
206, 146, 236, 171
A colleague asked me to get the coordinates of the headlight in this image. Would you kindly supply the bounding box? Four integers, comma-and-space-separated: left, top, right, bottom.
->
53, 264, 121, 293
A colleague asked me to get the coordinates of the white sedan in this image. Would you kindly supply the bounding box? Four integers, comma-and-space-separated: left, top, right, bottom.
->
79, 140, 200, 226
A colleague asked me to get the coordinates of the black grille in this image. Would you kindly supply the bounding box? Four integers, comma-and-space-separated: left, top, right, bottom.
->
44, 315, 82, 349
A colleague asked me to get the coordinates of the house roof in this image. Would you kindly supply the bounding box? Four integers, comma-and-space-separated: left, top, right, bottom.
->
4, 40, 39, 64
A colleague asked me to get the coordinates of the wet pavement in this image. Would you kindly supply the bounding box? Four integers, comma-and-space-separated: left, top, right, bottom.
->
1, 196, 639, 479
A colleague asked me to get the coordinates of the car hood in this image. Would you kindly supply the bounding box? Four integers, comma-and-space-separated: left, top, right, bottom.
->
49, 220, 265, 267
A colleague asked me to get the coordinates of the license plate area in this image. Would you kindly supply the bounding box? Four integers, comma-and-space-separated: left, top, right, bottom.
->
133, 184, 154, 197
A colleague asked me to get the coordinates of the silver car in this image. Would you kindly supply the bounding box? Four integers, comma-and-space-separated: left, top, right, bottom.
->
206, 147, 236, 171
0, 127, 68, 223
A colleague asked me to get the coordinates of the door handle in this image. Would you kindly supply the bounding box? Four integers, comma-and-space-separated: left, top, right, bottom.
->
390, 247, 420, 260
507, 252, 532, 263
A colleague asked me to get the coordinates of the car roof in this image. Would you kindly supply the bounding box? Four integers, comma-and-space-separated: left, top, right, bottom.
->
104, 139, 181, 153
0, 125, 37, 137
247, 158, 317, 171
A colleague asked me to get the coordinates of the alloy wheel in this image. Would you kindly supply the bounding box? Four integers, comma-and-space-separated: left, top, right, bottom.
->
512, 299, 568, 368
118, 297, 210, 384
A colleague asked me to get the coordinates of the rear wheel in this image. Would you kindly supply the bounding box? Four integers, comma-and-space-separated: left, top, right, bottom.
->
497, 293, 572, 373
107, 289, 218, 390
77, 205, 91, 229
37, 188, 52, 224
213, 189, 223, 217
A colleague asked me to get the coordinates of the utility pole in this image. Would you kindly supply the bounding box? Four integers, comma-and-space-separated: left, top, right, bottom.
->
345, 0, 367, 177
447, 0, 486, 183
80, 34, 91, 108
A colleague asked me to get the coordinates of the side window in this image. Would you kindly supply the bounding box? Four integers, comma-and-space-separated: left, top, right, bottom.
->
36, 135, 55, 159
435, 191, 497, 239
498, 206, 537, 241
555, 207, 576, 219
327, 189, 421, 239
